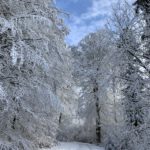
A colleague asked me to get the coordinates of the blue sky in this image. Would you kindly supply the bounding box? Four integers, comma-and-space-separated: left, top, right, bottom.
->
56, 0, 134, 45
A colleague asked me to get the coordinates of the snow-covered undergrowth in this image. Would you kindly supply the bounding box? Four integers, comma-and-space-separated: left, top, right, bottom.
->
42, 142, 104, 150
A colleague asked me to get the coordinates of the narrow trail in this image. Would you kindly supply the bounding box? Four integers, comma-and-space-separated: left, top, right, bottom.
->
42, 142, 104, 150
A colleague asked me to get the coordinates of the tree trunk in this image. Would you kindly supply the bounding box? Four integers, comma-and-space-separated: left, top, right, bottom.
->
93, 80, 101, 143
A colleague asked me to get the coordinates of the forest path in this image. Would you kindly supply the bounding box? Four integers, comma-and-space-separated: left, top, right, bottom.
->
42, 142, 104, 150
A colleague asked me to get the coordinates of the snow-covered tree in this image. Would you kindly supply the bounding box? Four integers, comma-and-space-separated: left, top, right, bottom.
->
0, 0, 71, 149
105, 1, 150, 149
72, 29, 115, 143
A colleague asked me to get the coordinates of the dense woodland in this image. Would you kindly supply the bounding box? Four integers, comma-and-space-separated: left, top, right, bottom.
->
0, 0, 150, 150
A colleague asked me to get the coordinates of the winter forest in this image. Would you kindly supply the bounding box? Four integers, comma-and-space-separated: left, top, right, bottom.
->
0, 0, 150, 150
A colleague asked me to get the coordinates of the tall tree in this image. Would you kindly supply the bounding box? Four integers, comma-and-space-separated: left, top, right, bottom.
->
0, 0, 70, 149
105, 1, 150, 149
72, 29, 113, 143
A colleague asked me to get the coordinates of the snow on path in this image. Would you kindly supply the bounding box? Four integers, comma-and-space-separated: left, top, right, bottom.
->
42, 142, 104, 150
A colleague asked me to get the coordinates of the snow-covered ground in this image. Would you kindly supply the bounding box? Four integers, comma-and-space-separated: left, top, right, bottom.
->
42, 142, 104, 150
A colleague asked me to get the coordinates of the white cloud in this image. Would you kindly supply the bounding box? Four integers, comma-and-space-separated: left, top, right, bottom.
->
85, 0, 135, 20
66, 19, 106, 45
66, 0, 135, 45
80, 0, 115, 20
66, 0, 114, 45
72, 0, 119, 25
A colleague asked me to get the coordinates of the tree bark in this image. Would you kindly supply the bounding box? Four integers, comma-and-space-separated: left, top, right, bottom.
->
93, 80, 101, 143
